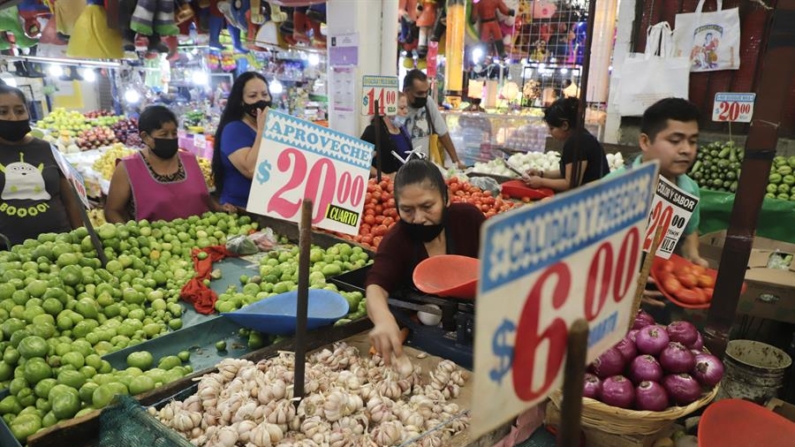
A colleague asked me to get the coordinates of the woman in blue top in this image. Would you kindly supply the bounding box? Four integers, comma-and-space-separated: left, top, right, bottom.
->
212, 72, 271, 209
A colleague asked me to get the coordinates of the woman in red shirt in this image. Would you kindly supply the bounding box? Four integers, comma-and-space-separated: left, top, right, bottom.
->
366, 159, 485, 364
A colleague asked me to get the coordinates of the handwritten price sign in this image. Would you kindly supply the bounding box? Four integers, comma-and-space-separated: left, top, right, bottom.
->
361, 75, 399, 116
643, 176, 698, 259
713, 93, 756, 123
247, 111, 374, 235
471, 162, 658, 438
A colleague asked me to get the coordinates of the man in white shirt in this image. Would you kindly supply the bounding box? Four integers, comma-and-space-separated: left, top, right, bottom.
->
402, 70, 466, 169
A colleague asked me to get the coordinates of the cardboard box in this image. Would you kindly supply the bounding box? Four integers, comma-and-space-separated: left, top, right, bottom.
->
699, 231, 795, 324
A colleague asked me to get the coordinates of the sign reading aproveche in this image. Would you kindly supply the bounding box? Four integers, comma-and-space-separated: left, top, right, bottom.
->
713, 92, 756, 123
471, 162, 659, 438
643, 176, 698, 258
246, 110, 374, 235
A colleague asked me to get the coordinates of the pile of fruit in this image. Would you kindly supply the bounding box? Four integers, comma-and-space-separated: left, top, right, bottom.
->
766, 156, 795, 201
83, 110, 115, 119
690, 141, 742, 193
328, 177, 517, 250
37, 108, 90, 135
110, 118, 142, 148
76, 126, 119, 151
584, 312, 723, 411
198, 156, 214, 188
88, 209, 106, 227
655, 259, 715, 306
0, 212, 269, 441
93, 145, 137, 180
152, 344, 471, 446
212, 243, 369, 314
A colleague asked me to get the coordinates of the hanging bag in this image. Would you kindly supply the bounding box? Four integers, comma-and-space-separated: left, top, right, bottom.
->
673, 0, 741, 72
425, 105, 446, 166
617, 22, 691, 117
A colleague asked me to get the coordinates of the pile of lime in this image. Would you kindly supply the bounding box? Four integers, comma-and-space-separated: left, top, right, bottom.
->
0, 212, 255, 441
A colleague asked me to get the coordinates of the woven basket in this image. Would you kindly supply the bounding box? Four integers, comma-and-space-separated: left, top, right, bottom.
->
549, 383, 719, 436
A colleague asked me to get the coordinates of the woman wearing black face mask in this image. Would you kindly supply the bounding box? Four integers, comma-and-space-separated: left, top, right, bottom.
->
212, 72, 272, 210
105, 106, 233, 223
365, 159, 486, 364
0, 85, 82, 247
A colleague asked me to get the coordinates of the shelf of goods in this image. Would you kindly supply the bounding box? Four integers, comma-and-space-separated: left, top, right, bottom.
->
442, 112, 602, 166
0, 212, 379, 447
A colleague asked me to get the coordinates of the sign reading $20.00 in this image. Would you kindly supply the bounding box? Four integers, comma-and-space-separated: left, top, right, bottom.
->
247, 111, 374, 235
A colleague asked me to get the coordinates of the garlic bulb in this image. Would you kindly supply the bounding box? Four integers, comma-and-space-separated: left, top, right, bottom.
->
237, 420, 258, 442
323, 389, 350, 422
267, 399, 297, 426
214, 426, 239, 447
371, 420, 403, 446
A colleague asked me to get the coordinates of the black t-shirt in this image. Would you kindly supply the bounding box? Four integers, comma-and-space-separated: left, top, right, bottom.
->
360, 120, 413, 174
560, 130, 609, 186
0, 139, 72, 246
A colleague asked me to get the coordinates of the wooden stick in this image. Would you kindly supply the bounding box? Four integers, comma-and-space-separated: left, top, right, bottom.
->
293, 200, 313, 405
630, 225, 665, 328
375, 99, 383, 182
558, 319, 589, 447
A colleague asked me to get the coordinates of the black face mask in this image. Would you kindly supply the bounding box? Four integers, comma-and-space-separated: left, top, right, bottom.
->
243, 100, 272, 118
411, 96, 427, 109
0, 119, 31, 142
150, 138, 179, 159
401, 220, 445, 242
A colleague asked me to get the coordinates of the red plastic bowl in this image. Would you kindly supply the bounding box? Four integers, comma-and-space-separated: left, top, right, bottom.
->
699, 399, 795, 447
651, 254, 747, 309
413, 255, 479, 300
500, 180, 555, 201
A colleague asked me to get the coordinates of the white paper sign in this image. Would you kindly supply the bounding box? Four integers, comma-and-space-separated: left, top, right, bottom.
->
712, 92, 756, 123
50, 145, 89, 208
471, 162, 659, 438
361, 75, 399, 116
246, 110, 374, 235
643, 176, 699, 259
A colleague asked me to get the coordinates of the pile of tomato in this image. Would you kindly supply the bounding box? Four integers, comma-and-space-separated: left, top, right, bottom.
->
329, 177, 520, 250
657, 259, 716, 305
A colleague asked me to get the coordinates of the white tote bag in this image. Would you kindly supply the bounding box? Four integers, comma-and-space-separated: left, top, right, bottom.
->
617, 22, 691, 117
673, 0, 741, 72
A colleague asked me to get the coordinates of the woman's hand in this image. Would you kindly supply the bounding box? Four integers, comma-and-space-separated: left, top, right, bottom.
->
256, 107, 268, 130
368, 315, 403, 366
524, 168, 542, 177
455, 160, 467, 170
524, 175, 544, 189
220, 203, 238, 214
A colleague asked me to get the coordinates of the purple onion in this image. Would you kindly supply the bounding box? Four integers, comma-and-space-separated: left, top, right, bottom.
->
690, 349, 703, 357
667, 321, 699, 347
627, 329, 640, 343
660, 342, 696, 374
629, 355, 664, 384
663, 374, 702, 405
591, 347, 626, 379
632, 310, 656, 330
692, 354, 724, 387
583, 373, 602, 400
615, 337, 638, 363
635, 325, 670, 356
688, 331, 704, 351
635, 381, 670, 411
601, 376, 635, 409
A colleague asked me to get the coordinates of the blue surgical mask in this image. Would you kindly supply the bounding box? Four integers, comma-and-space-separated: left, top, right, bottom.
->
392, 116, 407, 127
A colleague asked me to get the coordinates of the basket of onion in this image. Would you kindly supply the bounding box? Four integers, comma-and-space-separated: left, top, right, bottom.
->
550, 311, 723, 436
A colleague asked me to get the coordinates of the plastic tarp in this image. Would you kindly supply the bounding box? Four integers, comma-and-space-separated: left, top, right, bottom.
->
699, 189, 795, 244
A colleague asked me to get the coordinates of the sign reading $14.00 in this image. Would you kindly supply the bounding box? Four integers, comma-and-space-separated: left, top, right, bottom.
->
471, 162, 659, 438
247, 110, 374, 235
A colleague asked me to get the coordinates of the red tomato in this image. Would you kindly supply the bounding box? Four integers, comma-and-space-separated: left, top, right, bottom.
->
379, 180, 388, 190
363, 215, 375, 225
383, 217, 394, 227
375, 205, 384, 214
522, 197, 531, 203
677, 273, 699, 289
373, 236, 383, 246
372, 191, 382, 200
362, 235, 373, 244
660, 260, 675, 274
697, 274, 715, 288
375, 215, 385, 224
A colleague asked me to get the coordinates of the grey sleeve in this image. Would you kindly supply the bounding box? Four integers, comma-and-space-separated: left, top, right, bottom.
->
427, 104, 449, 136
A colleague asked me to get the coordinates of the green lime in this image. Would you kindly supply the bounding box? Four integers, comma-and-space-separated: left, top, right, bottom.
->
157, 355, 181, 371
128, 375, 155, 395
126, 351, 153, 370
57, 370, 86, 389
168, 318, 182, 331
78, 382, 99, 403
18, 336, 49, 360
215, 340, 227, 352
9, 412, 41, 441
51, 390, 81, 420
177, 351, 190, 362
23, 358, 53, 385
33, 378, 57, 399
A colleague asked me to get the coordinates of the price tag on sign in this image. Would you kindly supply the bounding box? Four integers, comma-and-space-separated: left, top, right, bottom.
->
50, 145, 89, 208
361, 75, 399, 116
246, 110, 374, 236
471, 162, 659, 438
193, 134, 206, 150
713, 92, 756, 123
643, 176, 698, 259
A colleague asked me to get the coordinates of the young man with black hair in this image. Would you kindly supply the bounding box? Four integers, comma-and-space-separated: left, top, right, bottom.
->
402, 69, 467, 169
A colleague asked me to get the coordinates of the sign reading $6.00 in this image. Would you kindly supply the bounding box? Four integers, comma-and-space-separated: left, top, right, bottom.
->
471, 162, 659, 437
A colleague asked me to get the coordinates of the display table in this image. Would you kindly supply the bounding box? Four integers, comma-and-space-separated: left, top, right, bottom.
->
699, 189, 795, 244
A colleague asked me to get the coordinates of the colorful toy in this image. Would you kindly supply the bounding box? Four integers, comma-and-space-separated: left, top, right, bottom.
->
470, 0, 515, 58
416, 0, 437, 58
0, 6, 41, 51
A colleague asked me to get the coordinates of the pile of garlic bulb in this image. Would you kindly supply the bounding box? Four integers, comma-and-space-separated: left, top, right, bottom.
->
151, 343, 471, 447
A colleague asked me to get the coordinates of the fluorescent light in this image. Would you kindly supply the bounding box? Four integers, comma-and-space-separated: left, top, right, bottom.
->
0, 73, 16, 87
124, 89, 141, 103
191, 70, 209, 86
308, 53, 320, 67
82, 68, 96, 82
472, 47, 484, 64
48, 64, 63, 77
270, 79, 284, 95
560, 68, 569, 75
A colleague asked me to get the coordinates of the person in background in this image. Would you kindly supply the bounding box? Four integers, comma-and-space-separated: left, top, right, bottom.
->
360, 92, 413, 178
212, 72, 271, 210
0, 85, 82, 247
366, 159, 486, 364
522, 97, 609, 191
105, 106, 234, 223
402, 69, 467, 169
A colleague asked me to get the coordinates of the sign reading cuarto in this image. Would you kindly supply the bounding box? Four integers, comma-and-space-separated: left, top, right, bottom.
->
247, 110, 374, 236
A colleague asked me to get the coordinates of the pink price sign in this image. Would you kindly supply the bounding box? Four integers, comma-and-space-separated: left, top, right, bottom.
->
712, 92, 756, 123
246, 111, 374, 235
